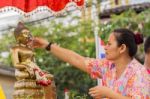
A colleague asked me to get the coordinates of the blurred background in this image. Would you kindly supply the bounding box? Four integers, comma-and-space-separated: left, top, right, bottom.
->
0, 0, 150, 98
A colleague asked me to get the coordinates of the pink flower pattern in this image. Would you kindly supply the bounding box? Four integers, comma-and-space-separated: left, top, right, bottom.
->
87, 58, 150, 99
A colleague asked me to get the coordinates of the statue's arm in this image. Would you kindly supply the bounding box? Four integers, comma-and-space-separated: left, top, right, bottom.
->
10, 47, 26, 69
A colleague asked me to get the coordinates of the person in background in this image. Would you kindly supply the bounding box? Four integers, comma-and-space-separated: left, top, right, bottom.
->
144, 36, 150, 74
28, 28, 149, 99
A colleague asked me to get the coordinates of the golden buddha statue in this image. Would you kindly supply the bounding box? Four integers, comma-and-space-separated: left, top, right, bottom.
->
10, 22, 56, 99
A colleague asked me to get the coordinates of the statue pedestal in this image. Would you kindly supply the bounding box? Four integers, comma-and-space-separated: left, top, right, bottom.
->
13, 76, 57, 99
13, 79, 44, 99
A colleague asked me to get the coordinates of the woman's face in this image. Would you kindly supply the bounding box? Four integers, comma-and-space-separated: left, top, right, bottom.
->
104, 33, 121, 61
144, 52, 150, 67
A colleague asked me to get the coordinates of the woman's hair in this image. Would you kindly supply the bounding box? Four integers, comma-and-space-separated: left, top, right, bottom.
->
113, 28, 143, 57
144, 36, 150, 53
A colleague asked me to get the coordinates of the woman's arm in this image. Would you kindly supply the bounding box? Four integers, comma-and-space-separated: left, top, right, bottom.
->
89, 86, 131, 99
32, 37, 89, 73
50, 44, 88, 72
108, 90, 131, 99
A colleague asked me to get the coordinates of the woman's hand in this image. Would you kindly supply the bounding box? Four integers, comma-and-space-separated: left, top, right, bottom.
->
29, 37, 49, 49
89, 86, 112, 99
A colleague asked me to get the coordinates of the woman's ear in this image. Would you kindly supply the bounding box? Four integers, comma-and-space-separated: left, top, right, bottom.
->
119, 44, 127, 54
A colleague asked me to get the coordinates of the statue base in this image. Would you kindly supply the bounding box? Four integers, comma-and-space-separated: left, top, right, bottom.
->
13, 79, 44, 99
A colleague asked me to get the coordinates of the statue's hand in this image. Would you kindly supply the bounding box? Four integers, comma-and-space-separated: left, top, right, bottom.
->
20, 62, 35, 78
43, 70, 54, 80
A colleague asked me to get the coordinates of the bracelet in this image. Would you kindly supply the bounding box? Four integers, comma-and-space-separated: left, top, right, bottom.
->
45, 42, 53, 51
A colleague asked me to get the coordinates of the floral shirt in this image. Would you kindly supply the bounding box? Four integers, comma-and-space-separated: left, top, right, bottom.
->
87, 58, 150, 99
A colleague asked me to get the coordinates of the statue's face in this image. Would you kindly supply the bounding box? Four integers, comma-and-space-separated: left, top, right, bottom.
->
16, 29, 33, 45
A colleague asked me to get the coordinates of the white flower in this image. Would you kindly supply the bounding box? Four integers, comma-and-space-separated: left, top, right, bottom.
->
1, 51, 9, 58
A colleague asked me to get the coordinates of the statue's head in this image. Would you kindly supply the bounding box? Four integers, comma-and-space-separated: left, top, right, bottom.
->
14, 22, 33, 45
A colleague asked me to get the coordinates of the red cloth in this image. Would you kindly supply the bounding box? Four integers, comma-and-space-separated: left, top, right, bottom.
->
0, 0, 84, 12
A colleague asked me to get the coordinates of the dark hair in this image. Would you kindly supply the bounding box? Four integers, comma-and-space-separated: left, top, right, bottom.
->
144, 36, 150, 53
113, 28, 143, 57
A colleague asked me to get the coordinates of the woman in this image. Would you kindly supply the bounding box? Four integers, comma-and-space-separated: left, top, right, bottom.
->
29, 28, 149, 99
